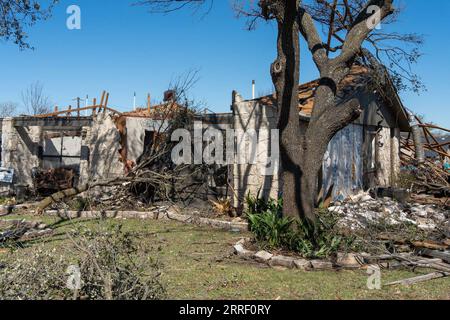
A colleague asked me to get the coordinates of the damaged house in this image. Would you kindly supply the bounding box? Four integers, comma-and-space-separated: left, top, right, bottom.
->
0, 93, 173, 196
0, 91, 232, 200
0, 66, 413, 210
230, 66, 412, 207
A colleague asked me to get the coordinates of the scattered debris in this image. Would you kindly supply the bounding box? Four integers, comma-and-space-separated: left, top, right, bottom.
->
0, 219, 53, 244
328, 191, 447, 232
32, 168, 76, 196
400, 116, 449, 204
385, 272, 450, 287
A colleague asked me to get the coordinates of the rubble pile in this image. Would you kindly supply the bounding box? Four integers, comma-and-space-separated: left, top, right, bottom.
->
32, 168, 76, 196
329, 192, 448, 232
0, 219, 53, 244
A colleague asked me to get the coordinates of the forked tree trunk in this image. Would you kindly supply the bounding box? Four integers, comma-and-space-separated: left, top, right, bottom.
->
270, 0, 316, 223
266, 0, 393, 226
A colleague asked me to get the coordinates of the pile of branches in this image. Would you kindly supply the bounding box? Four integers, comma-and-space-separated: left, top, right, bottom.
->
0, 225, 165, 300
0, 219, 53, 246
400, 115, 449, 200
32, 168, 77, 196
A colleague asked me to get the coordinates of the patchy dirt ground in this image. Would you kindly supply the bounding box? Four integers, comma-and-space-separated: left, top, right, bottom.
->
1, 214, 449, 300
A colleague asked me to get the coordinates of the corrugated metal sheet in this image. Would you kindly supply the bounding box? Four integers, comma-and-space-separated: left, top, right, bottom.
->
322, 123, 364, 200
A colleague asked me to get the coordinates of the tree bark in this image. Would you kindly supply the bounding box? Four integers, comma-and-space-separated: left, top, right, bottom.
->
269, 1, 307, 222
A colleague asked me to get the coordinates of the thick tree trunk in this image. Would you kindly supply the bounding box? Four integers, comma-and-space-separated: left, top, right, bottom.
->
268, 0, 372, 226
270, 1, 304, 222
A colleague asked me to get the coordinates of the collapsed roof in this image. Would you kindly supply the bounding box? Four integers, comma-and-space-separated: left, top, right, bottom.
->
248, 65, 411, 132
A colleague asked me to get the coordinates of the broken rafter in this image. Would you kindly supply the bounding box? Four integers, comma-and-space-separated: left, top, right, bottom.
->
34, 105, 122, 118
34, 91, 121, 118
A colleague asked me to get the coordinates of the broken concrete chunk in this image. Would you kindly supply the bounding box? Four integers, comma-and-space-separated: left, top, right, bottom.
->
270, 255, 296, 269
254, 251, 273, 263
293, 259, 312, 270
337, 253, 361, 268
310, 260, 334, 270
233, 244, 254, 257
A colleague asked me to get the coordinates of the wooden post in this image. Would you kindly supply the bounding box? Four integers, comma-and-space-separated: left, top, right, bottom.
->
104, 93, 110, 114
77, 97, 81, 117
92, 98, 97, 116
67, 105, 72, 117
54, 106, 58, 117
99, 91, 106, 113
147, 94, 151, 115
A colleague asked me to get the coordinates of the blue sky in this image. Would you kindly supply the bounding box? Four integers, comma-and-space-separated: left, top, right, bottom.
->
0, 0, 449, 127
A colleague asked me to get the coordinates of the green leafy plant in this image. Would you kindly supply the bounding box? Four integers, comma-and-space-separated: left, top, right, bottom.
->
247, 210, 294, 249
246, 196, 353, 258
245, 191, 283, 217
71, 197, 89, 211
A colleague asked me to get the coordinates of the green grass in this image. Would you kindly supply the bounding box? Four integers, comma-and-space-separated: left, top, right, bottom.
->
1, 214, 449, 300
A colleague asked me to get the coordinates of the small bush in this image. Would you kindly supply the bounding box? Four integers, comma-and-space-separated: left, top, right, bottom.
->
246, 197, 353, 258
70, 197, 89, 211
70, 224, 166, 300
247, 210, 293, 249
245, 192, 282, 217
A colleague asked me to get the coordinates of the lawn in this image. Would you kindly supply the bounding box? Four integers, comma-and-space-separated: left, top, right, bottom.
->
1, 214, 449, 300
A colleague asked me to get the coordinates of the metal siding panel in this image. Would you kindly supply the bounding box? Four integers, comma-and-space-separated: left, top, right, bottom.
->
322, 124, 364, 200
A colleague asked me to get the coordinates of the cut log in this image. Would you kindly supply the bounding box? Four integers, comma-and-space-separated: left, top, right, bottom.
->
385, 272, 449, 286
419, 249, 450, 264
412, 241, 449, 251
35, 185, 89, 215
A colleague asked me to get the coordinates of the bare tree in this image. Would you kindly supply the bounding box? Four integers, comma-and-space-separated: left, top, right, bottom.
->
21, 81, 53, 115
0, 0, 56, 49
136, 0, 420, 227
303, 0, 424, 93
0, 102, 18, 118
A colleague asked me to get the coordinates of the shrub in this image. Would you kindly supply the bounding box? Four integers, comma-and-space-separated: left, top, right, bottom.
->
245, 192, 283, 217
247, 210, 294, 249
246, 196, 353, 258
69, 197, 89, 211
69, 224, 166, 300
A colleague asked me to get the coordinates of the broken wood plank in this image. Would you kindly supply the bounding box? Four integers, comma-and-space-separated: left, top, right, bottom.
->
412, 241, 449, 251
20, 229, 54, 241
385, 272, 449, 287
419, 249, 450, 264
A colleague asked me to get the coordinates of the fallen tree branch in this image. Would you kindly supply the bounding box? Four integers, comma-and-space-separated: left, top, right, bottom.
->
385, 271, 450, 287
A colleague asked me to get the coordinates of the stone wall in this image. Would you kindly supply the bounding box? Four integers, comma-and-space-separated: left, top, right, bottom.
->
376, 127, 401, 187
231, 92, 280, 208
85, 113, 124, 182
125, 117, 166, 163
1, 118, 42, 191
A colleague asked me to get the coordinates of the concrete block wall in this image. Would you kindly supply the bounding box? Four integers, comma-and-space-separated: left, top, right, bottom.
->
376, 127, 401, 187
232, 92, 280, 208
1, 118, 42, 190
85, 113, 124, 182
